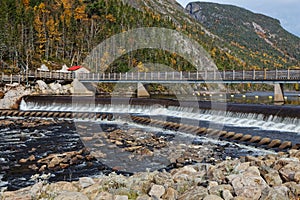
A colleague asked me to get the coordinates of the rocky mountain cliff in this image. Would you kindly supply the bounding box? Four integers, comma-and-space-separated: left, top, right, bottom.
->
185, 2, 300, 70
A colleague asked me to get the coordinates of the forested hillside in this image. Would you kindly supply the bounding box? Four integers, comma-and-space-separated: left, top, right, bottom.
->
0, 0, 299, 73
0, 0, 195, 73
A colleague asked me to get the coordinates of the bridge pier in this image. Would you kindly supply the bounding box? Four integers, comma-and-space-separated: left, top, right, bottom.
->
71, 79, 93, 95
137, 82, 150, 98
274, 83, 285, 105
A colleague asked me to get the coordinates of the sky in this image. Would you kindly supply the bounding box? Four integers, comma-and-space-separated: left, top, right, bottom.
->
177, 0, 300, 37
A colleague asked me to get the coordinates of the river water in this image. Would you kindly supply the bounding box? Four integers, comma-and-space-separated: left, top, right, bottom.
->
1, 96, 300, 191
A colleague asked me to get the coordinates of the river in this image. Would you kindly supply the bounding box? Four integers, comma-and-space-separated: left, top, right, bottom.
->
1, 95, 299, 191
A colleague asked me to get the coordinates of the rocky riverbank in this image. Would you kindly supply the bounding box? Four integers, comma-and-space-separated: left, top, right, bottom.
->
2, 149, 300, 200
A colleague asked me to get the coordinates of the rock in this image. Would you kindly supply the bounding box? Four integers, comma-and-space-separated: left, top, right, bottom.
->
294, 171, 300, 183
262, 170, 282, 186
209, 184, 233, 196
28, 164, 39, 171
222, 189, 234, 200
54, 192, 89, 200
46, 181, 78, 193
79, 177, 95, 189
178, 186, 208, 200
39, 165, 47, 172
30, 182, 43, 198
28, 155, 35, 161
59, 163, 69, 169
153, 172, 174, 187
149, 184, 165, 199
274, 157, 299, 171
162, 187, 178, 200
136, 195, 151, 200
260, 186, 289, 200
36, 80, 49, 91
208, 181, 218, 188
279, 162, 300, 182
203, 194, 223, 200
48, 156, 64, 168
19, 158, 27, 163
94, 192, 113, 200
114, 195, 128, 200
228, 167, 268, 200
284, 182, 300, 198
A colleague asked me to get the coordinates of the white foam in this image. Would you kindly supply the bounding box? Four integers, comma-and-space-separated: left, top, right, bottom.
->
20, 100, 300, 133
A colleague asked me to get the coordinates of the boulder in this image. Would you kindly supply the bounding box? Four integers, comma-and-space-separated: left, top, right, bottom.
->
94, 192, 113, 200
178, 186, 208, 200
279, 162, 300, 182
222, 189, 234, 200
149, 184, 165, 199
162, 187, 178, 200
79, 177, 95, 189
54, 192, 89, 200
228, 167, 268, 200
262, 170, 282, 186
203, 194, 223, 200
260, 186, 289, 200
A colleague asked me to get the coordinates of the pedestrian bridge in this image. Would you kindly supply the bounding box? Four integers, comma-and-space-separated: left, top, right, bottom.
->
76, 69, 300, 84
1, 69, 299, 84
1, 69, 300, 103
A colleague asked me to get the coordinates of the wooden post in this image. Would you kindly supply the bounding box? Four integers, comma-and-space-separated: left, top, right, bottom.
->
242, 70, 245, 80
288, 68, 290, 80
197, 71, 199, 80
180, 71, 183, 80
223, 70, 226, 80
205, 70, 207, 80
253, 69, 256, 80
275, 68, 278, 79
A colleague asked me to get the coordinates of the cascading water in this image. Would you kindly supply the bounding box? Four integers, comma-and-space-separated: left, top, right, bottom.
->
20, 98, 300, 133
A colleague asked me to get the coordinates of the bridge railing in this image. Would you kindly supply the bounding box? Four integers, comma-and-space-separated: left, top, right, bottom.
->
76, 69, 300, 82
1, 69, 300, 83
0, 71, 74, 83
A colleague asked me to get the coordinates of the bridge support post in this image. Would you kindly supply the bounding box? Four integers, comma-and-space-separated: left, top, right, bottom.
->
137, 82, 150, 98
274, 83, 285, 105
71, 79, 94, 96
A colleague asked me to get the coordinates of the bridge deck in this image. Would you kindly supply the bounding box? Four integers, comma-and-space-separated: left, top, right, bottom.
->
1, 69, 300, 84
77, 69, 300, 84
